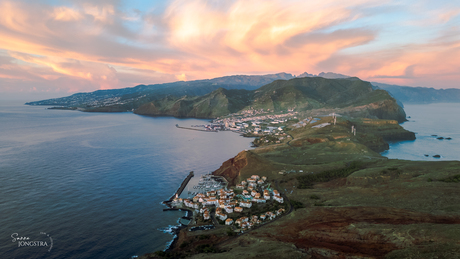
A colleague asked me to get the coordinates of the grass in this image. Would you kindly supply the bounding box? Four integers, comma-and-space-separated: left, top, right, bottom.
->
439, 174, 460, 183
297, 161, 365, 189
290, 200, 304, 210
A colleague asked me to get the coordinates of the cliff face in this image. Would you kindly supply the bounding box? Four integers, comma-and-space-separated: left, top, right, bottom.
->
212, 151, 249, 186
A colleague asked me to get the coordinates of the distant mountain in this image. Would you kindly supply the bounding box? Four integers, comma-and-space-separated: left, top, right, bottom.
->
297, 72, 351, 79
371, 82, 460, 104
297, 72, 460, 104
135, 77, 407, 122
25, 73, 295, 111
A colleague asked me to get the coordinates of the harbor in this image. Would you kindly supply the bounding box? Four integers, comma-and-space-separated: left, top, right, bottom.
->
163, 171, 194, 206
186, 174, 228, 197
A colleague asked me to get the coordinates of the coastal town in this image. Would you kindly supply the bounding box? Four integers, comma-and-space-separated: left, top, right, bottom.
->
176, 108, 327, 146
180, 109, 338, 146
168, 174, 287, 232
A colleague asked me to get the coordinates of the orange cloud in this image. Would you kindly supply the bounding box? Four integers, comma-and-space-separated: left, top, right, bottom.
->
164, 0, 380, 76
0, 0, 460, 96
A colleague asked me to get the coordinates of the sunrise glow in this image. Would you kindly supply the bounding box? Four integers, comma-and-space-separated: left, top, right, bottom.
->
1, 0, 459, 98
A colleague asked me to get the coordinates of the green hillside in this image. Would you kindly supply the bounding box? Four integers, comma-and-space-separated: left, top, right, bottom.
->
135, 77, 407, 122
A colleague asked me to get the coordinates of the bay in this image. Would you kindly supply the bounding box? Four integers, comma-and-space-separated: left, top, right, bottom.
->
0, 101, 254, 259
382, 103, 460, 161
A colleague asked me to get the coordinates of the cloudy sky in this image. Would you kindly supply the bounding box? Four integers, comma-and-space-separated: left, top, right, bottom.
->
1, 0, 459, 99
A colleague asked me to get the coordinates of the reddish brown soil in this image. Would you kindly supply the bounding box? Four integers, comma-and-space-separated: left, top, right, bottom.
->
268, 207, 460, 258
213, 151, 249, 186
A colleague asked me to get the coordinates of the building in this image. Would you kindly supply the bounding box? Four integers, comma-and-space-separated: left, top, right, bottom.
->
225, 218, 233, 225
240, 201, 252, 208
264, 190, 270, 200
234, 207, 243, 213
225, 206, 233, 213
235, 218, 242, 226
253, 198, 266, 203
216, 212, 227, 221
274, 195, 284, 203
276, 208, 285, 215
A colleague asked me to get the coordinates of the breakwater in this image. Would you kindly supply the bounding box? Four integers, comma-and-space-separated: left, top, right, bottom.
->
176, 124, 217, 132
164, 171, 194, 205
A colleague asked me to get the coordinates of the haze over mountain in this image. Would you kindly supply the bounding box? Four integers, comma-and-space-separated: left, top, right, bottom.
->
371, 82, 460, 104
297, 72, 460, 104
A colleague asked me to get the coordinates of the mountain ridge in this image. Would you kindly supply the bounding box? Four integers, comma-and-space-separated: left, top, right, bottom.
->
134, 77, 407, 122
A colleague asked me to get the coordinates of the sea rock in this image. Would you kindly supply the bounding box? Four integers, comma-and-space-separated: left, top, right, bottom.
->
424, 154, 429, 157
446, 137, 452, 140
437, 137, 444, 140
433, 155, 441, 158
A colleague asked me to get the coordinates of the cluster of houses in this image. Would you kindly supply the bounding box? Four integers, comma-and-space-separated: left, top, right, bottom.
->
212, 110, 298, 135
226, 208, 285, 230
171, 174, 286, 230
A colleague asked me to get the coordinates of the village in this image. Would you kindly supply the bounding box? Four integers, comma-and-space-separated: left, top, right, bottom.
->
171, 174, 287, 232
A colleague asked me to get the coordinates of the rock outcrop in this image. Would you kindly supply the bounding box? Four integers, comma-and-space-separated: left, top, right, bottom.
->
212, 151, 249, 186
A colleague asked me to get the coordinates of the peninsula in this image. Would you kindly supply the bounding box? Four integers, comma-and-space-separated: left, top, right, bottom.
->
137, 79, 460, 259
144, 112, 460, 259
28, 75, 460, 258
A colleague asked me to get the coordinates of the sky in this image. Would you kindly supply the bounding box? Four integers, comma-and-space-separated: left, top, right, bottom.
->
1, 0, 459, 100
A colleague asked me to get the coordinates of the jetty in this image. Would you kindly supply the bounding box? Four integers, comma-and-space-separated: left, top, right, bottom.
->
164, 171, 194, 205
176, 124, 217, 132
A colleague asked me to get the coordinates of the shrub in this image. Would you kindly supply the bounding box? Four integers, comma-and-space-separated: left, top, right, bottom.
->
198, 234, 210, 240
227, 228, 236, 236
196, 244, 219, 253
290, 200, 304, 210
439, 174, 460, 183
310, 195, 320, 200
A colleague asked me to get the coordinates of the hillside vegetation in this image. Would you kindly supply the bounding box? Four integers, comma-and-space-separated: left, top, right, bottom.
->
135, 77, 407, 122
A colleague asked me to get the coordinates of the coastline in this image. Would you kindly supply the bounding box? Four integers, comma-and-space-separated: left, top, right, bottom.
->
156, 115, 418, 254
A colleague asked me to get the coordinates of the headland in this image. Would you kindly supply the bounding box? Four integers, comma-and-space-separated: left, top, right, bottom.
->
142, 111, 460, 259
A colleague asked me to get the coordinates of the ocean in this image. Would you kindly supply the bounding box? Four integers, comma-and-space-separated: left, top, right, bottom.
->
382, 103, 460, 161
0, 101, 254, 259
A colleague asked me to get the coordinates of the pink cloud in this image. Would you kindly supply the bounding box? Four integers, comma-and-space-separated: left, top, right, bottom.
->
0, 0, 459, 96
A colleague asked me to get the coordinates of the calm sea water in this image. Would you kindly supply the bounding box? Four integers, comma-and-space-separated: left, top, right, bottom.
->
382, 103, 460, 161
0, 101, 254, 259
